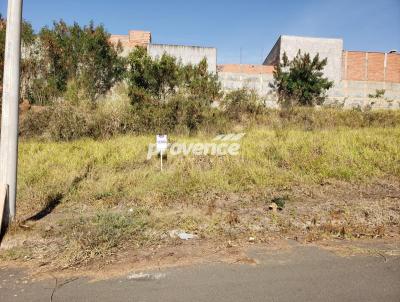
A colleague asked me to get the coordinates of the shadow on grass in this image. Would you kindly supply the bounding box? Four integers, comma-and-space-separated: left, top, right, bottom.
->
24, 192, 63, 222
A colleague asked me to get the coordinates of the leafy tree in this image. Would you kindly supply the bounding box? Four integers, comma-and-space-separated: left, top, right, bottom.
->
270, 51, 333, 107
32, 20, 124, 103
181, 59, 221, 102
125, 47, 221, 105
126, 47, 180, 102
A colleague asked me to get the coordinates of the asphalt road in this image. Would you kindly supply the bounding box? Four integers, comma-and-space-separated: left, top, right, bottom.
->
1, 243, 399, 302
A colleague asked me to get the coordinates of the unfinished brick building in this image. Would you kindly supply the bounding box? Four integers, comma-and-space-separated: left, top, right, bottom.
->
110, 31, 400, 109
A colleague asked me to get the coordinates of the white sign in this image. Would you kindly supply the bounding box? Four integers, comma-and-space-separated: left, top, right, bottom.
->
156, 135, 168, 153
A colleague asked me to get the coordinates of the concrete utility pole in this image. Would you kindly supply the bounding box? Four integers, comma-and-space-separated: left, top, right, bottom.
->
0, 0, 23, 221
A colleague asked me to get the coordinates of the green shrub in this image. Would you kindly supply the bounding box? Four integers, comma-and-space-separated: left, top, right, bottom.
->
27, 21, 124, 104
19, 97, 400, 141
90, 98, 134, 138
270, 51, 333, 107
125, 47, 221, 105
20, 108, 53, 137
222, 88, 265, 121
47, 102, 92, 141
130, 94, 228, 135
181, 59, 222, 102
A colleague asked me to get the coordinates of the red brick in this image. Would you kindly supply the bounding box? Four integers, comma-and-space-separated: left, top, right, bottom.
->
386, 53, 400, 83
367, 52, 384, 82
346, 51, 366, 81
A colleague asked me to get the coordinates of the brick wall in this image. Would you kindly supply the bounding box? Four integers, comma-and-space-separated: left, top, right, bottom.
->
110, 30, 151, 48
344, 51, 366, 80
387, 53, 400, 83
368, 52, 385, 81
343, 51, 400, 83
217, 64, 274, 74
128, 30, 152, 46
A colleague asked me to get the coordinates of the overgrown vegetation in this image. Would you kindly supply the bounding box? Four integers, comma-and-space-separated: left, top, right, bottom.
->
123, 47, 224, 134
20, 100, 400, 140
221, 88, 265, 121
33, 21, 124, 103
1, 18, 124, 105
126, 47, 221, 103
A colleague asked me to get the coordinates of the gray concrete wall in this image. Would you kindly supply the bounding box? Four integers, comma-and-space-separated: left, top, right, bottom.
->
264, 35, 344, 85
218, 72, 274, 96
148, 44, 217, 73
218, 72, 400, 109
218, 72, 278, 107
327, 80, 400, 109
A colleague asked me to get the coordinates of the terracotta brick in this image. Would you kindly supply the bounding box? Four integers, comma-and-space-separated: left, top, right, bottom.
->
386, 53, 400, 83
367, 52, 384, 81
217, 64, 274, 74
110, 30, 151, 49
344, 51, 399, 83
346, 51, 366, 81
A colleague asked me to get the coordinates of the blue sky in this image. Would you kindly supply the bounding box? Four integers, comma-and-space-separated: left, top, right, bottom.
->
1, 0, 399, 64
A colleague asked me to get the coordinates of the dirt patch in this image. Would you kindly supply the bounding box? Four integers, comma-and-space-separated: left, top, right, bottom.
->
0, 179, 399, 277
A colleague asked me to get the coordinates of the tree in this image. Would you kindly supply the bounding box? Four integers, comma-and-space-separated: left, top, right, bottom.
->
125, 48, 221, 105
126, 47, 180, 102
181, 59, 221, 103
270, 51, 333, 107
32, 20, 124, 104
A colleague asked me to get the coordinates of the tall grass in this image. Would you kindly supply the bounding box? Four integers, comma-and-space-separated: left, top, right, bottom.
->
18, 127, 400, 217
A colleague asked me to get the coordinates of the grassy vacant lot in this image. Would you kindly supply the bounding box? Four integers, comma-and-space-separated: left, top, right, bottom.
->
1, 116, 400, 269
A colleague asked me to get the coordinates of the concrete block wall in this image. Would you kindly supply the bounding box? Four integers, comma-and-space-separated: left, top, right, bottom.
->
148, 44, 217, 73
217, 64, 276, 106
218, 72, 274, 95
327, 80, 400, 109
218, 70, 278, 108
264, 35, 344, 85
109, 31, 400, 109
110, 30, 217, 73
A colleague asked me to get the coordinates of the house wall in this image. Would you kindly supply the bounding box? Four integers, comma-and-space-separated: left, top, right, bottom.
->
264, 35, 344, 85
327, 80, 400, 109
343, 51, 400, 83
148, 44, 217, 73
110, 30, 400, 109
217, 64, 275, 104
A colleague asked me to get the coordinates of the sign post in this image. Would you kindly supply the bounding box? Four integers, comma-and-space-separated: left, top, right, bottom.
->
0, 0, 23, 222
156, 135, 168, 171
160, 150, 163, 171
